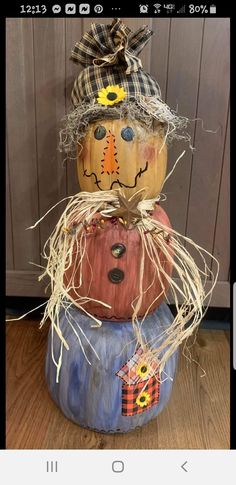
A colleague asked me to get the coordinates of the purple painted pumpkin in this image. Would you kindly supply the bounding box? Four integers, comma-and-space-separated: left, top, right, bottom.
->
45, 302, 178, 433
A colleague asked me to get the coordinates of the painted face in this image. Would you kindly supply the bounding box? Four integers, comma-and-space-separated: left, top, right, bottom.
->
77, 119, 167, 199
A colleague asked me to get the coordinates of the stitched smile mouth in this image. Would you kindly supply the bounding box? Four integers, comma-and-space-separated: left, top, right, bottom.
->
83, 161, 149, 191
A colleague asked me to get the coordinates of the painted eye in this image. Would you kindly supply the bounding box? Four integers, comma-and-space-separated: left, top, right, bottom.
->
121, 127, 135, 142
94, 125, 106, 140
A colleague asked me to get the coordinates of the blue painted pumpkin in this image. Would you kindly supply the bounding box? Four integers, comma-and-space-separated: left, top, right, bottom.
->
45, 302, 179, 433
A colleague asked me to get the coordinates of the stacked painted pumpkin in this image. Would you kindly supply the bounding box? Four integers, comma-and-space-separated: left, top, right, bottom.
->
64, 118, 172, 321
45, 19, 182, 433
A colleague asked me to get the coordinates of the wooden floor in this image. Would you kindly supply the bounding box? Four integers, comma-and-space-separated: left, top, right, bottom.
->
6, 319, 230, 449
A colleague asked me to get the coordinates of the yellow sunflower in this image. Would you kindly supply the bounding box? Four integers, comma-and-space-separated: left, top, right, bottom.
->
136, 391, 151, 408
97, 85, 127, 106
137, 362, 151, 379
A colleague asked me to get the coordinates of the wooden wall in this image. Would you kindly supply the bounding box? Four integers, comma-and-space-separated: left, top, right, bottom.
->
6, 18, 230, 306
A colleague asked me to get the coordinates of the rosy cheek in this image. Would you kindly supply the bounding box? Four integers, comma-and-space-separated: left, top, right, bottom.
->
142, 145, 155, 163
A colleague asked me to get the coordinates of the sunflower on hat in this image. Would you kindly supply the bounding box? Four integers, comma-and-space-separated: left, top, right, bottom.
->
97, 85, 127, 106
59, 18, 189, 155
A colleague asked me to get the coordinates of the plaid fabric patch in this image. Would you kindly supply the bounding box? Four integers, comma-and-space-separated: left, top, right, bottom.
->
70, 18, 161, 106
71, 18, 152, 73
116, 347, 159, 385
122, 375, 160, 416
71, 66, 160, 107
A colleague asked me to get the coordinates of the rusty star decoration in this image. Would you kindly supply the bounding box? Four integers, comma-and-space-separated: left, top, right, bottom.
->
110, 192, 146, 229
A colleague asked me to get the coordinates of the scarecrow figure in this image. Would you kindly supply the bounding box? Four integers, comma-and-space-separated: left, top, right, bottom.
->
30, 19, 218, 432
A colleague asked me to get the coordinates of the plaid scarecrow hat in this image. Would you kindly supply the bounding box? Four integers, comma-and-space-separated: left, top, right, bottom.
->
59, 19, 188, 154
70, 18, 161, 107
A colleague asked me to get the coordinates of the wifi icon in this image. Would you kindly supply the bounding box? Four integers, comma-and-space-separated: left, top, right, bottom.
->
153, 3, 162, 13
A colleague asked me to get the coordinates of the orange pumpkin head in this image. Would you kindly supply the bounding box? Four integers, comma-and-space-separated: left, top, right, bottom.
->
77, 119, 167, 199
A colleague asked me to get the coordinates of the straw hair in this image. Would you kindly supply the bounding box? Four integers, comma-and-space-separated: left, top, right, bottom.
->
59, 95, 190, 158
26, 188, 219, 381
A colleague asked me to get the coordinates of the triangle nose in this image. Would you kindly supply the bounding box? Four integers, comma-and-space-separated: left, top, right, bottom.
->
101, 131, 119, 175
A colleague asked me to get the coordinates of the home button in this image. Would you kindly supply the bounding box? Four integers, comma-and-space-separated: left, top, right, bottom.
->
112, 460, 124, 473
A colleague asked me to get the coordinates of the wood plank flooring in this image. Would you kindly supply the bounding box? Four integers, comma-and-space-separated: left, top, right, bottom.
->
6, 319, 230, 449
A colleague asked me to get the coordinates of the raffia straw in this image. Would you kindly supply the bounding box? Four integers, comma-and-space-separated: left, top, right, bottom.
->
160, 150, 185, 189
8, 184, 218, 381
58, 95, 190, 158
133, 215, 219, 376
6, 174, 218, 382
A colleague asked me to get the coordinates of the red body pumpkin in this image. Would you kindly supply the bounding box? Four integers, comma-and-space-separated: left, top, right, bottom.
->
64, 205, 173, 321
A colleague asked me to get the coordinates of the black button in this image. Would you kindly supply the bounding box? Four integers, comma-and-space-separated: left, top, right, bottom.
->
111, 243, 126, 259
108, 268, 124, 284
